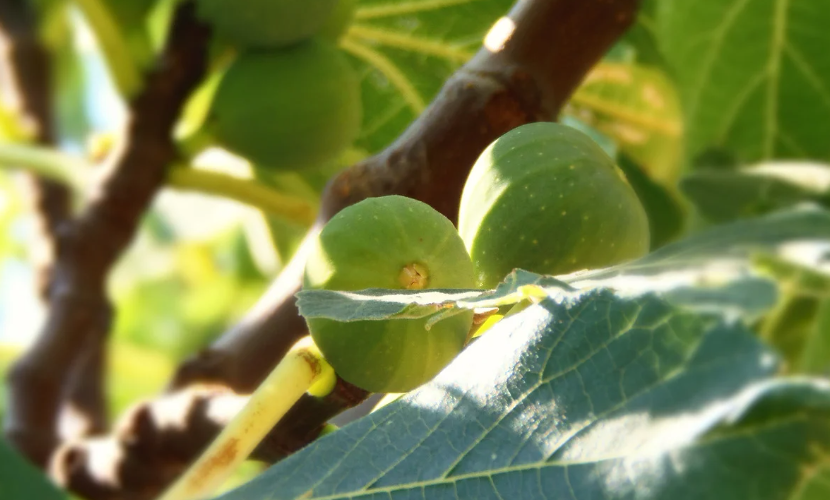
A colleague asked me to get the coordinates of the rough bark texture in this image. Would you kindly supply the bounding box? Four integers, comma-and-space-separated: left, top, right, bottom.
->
3, 1, 211, 467
50, 378, 368, 500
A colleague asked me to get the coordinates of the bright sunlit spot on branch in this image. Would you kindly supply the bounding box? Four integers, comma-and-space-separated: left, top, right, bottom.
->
484, 17, 516, 53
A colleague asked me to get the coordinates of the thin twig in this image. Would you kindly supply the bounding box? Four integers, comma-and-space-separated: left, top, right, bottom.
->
0, 0, 73, 297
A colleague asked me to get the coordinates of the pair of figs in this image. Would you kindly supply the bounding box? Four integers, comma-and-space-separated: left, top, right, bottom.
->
189, 0, 361, 171
304, 123, 650, 394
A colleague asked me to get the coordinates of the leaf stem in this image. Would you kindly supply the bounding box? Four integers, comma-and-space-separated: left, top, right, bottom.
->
73, 0, 143, 98
156, 337, 336, 500
0, 142, 86, 187
167, 167, 318, 225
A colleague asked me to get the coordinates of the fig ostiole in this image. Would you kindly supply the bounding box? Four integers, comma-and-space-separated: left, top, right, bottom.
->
459, 122, 650, 289
303, 195, 477, 393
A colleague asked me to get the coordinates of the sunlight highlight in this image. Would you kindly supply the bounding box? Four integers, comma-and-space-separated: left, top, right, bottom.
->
484, 17, 516, 53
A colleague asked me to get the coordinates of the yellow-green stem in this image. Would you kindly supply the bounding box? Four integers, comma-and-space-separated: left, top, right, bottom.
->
167, 167, 318, 225
73, 0, 143, 98
0, 142, 86, 188
156, 337, 335, 500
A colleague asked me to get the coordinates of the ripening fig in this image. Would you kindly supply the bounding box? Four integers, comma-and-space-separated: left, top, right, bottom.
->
200, 39, 361, 171
319, 0, 357, 42
459, 122, 650, 289
303, 196, 477, 393
197, 0, 339, 48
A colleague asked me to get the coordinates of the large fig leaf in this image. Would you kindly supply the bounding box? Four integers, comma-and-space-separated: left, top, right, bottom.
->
340, 0, 513, 153
220, 288, 830, 500
656, 0, 830, 164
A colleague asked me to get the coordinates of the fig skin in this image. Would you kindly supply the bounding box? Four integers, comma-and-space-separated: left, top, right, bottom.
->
197, 0, 339, 48
304, 196, 476, 393
319, 0, 357, 42
207, 39, 361, 171
459, 122, 650, 289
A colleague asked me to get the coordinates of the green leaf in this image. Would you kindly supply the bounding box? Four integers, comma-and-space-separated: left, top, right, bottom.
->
341, 0, 512, 153
618, 2, 665, 68
566, 62, 683, 186
681, 162, 830, 223
656, 0, 830, 164
296, 270, 572, 323
754, 254, 830, 376
616, 153, 686, 249
570, 207, 830, 318
297, 208, 830, 324
219, 289, 830, 500
0, 438, 68, 500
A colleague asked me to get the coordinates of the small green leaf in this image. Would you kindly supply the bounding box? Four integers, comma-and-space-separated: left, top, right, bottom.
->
295, 270, 573, 323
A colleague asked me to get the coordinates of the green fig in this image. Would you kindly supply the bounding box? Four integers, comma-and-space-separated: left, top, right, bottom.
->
204, 39, 361, 171
319, 0, 357, 42
304, 196, 476, 393
459, 122, 650, 289
197, 0, 339, 48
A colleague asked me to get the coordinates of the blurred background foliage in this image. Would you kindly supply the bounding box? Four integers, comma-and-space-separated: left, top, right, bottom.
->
0, 0, 687, 421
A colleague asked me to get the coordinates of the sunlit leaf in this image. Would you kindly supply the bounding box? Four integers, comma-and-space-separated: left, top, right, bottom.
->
657, 0, 830, 163
222, 286, 830, 500
341, 0, 513, 153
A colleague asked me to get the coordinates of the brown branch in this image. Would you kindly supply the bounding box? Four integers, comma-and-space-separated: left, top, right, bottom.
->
3, 1, 211, 467
172, 0, 639, 391
51, 379, 368, 500
0, 0, 72, 295
50, 0, 639, 497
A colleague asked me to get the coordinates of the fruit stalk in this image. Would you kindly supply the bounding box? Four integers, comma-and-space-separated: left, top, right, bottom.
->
157, 337, 335, 500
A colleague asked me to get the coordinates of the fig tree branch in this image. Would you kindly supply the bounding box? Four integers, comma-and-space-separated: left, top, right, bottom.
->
172, 0, 639, 392
0, 0, 72, 299
3, 1, 210, 467
0, 0, 98, 452
50, 0, 638, 497
50, 378, 367, 500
